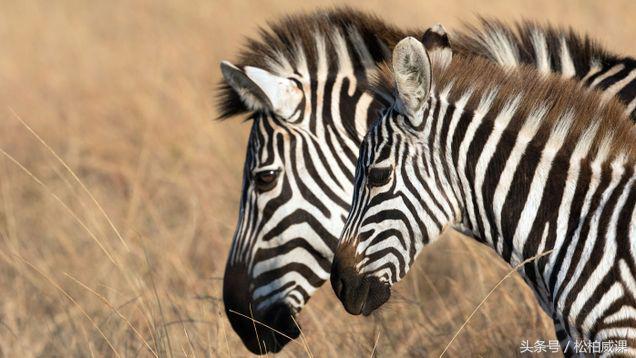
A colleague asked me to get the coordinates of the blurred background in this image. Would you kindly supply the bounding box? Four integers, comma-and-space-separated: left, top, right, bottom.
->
0, 0, 633, 356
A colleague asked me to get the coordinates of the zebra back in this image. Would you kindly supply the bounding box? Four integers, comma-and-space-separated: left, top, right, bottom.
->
453, 18, 636, 121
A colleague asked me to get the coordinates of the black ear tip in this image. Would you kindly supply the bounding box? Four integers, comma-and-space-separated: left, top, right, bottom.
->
421, 28, 431, 42
421, 25, 450, 49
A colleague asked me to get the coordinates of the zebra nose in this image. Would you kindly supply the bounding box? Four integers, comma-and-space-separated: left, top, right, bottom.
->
361, 276, 391, 315
331, 265, 370, 315
261, 303, 301, 350
331, 264, 392, 316
223, 264, 300, 354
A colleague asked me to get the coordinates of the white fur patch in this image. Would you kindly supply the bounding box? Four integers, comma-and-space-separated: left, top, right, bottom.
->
244, 66, 303, 118
559, 37, 576, 78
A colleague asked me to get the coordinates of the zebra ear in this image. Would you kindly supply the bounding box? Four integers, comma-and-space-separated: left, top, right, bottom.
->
422, 24, 452, 69
220, 61, 303, 119
392, 37, 432, 127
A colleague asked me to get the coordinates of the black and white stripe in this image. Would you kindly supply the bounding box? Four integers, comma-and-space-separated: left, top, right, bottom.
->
217, 9, 636, 354
332, 36, 636, 353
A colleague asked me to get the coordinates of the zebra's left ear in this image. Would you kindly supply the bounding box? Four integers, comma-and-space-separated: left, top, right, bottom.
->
220, 61, 303, 119
392, 37, 432, 127
421, 24, 452, 69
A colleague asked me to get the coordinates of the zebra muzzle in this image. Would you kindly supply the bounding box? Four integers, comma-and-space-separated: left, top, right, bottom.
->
223, 263, 300, 354
331, 264, 391, 316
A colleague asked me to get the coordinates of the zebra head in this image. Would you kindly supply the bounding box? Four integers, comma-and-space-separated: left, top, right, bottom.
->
217, 9, 397, 353
331, 35, 461, 316
219, 62, 307, 353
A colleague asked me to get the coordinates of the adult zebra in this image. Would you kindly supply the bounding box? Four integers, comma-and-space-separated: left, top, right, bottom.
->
217, 8, 636, 354
331, 36, 636, 354
218, 9, 406, 353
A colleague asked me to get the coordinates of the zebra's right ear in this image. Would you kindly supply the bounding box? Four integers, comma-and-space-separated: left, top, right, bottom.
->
220, 61, 303, 119
392, 37, 432, 127
422, 24, 452, 69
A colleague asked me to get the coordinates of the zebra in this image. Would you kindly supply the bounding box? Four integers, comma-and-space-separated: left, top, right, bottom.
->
217, 8, 636, 354
330, 34, 636, 354
218, 9, 408, 353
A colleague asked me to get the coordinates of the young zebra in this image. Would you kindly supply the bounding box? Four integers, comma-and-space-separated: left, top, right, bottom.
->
217, 8, 636, 354
330, 35, 636, 353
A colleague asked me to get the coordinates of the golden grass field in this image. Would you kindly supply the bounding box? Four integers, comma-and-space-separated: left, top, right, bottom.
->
0, 0, 634, 356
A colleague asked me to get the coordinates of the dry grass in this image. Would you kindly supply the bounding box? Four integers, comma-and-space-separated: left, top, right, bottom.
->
0, 0, 634, 356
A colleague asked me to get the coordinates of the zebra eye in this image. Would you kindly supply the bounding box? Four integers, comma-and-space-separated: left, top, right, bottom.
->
253, 169, 280, 192
367, 166, 392, 187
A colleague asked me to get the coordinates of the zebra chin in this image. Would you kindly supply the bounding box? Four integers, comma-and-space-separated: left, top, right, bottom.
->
330, 254, 391, 316
223, 264, 300, 354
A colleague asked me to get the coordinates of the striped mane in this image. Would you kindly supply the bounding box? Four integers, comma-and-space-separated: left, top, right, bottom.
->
453, 18, 617, 73
453, 18, 636, 121
374, 54, 636, 165
216, 7, 416, 119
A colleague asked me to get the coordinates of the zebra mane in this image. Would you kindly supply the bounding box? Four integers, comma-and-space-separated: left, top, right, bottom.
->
453, 17, 620, 74
216, 7, 415, 119
374, 54, 636, 165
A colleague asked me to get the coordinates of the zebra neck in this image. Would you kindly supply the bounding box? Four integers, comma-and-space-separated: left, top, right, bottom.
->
432, 94, 635, 270
436, 102, 636, 329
